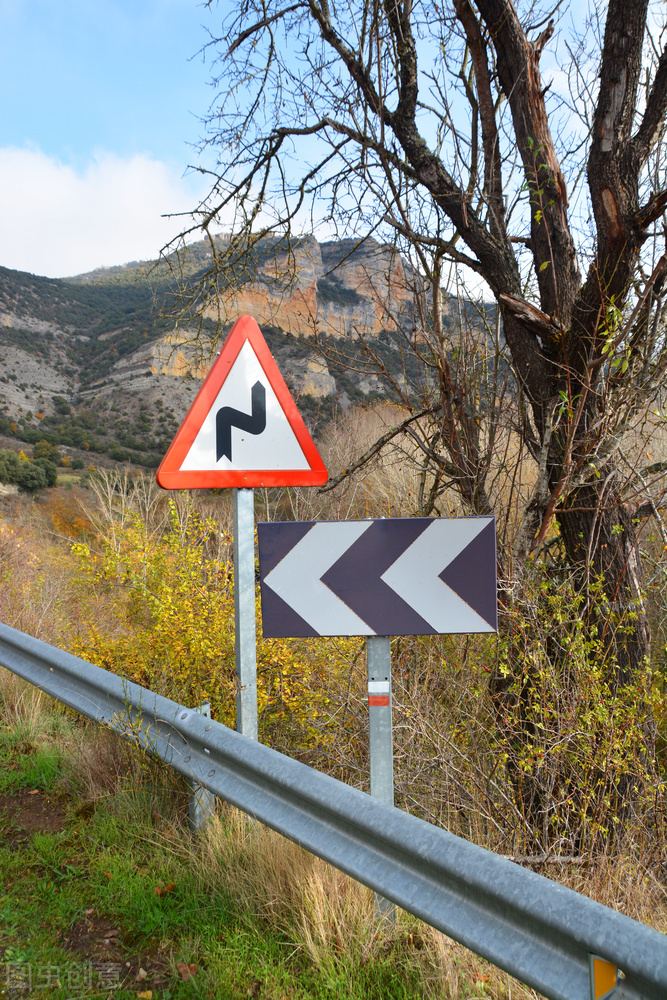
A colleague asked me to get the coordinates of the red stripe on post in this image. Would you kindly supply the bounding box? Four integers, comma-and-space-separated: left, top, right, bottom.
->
368, 695, 390, 706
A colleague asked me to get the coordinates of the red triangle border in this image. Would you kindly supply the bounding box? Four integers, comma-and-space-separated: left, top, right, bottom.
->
156, 315, 328, 489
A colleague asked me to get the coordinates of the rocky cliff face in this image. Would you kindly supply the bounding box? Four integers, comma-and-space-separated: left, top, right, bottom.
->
208, 237, 416, 341
0, 237, 420, 468
140, 236, 419, 403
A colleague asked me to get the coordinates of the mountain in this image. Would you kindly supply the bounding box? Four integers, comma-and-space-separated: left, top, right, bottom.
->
0, 235, 435, 470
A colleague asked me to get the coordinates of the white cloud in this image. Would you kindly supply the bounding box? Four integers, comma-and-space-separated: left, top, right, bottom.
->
0, 146, 211, 278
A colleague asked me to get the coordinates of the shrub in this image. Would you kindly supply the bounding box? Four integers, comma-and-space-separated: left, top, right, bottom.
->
491, 571, 666, 853
40, 487, 93, 539
32, 458, 58, 488
33, 439, 60, 463
52, 395, 71, 415
0, 449, 20, 484
70, 478, 354, 754
16, 462, 48, 494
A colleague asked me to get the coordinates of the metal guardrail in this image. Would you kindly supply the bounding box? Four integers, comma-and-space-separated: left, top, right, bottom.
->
0, 621, 665, 1000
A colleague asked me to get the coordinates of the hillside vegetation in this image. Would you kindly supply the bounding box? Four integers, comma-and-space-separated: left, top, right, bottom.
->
0, 236, 438, 475
2, 402, 666, 875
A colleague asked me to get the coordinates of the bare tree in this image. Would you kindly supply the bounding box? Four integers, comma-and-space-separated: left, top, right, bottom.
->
181, 2, 667, 721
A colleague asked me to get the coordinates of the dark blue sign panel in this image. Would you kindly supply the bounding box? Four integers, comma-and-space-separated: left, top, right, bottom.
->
257, 516, 497, 638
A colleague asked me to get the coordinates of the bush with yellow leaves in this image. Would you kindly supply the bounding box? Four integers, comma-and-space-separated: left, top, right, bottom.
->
70, 492, 359, 757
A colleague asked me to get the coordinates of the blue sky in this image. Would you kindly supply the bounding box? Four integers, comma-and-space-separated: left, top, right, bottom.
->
0, 0, 594, 285
0, 0, 219, 277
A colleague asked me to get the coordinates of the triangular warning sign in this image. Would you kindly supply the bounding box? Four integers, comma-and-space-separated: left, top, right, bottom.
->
156, 315, 328, 489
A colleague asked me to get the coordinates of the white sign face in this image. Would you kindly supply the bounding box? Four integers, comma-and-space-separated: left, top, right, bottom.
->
180, 341, 311, 472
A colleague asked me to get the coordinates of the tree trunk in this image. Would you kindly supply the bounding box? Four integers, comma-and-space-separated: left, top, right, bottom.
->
556, 473, 650, 689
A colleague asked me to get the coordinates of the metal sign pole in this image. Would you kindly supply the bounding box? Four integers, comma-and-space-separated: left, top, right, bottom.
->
367, 636, 394, 803
233, 487, 258, 740
367, 635, 395, 921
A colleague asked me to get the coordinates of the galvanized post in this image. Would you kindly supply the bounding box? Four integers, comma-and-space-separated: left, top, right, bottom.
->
188, 701, 216, 831
367, 635, 395, 921
233, 487, 258, 740
367, 636, 394, 804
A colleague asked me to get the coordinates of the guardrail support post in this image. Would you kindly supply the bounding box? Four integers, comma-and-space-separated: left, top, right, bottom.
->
188, 701, 216, 831
233, 487, 258, 741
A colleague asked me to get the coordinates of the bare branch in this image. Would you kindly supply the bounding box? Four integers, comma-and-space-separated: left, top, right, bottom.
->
633, 41, 667, 165
226, 4, 303, 55
318, 408, 437, 493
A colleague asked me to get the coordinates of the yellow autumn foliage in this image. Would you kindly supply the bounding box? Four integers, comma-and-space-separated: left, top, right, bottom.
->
70, 498, 361, 754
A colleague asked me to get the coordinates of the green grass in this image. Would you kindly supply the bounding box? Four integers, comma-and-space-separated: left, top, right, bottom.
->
0, 814, 427, 1000
55, 474, 83, 486
0, 729, 455, 1000
0, 713, 69, 793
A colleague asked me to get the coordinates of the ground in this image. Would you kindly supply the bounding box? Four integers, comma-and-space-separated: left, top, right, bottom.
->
0, 787, 171, 999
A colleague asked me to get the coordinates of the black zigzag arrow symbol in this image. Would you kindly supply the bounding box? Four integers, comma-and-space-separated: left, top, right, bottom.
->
216, 381, 267, 462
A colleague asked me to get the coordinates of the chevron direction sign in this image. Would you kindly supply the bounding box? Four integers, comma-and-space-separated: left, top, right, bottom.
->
257, 516, 497, 637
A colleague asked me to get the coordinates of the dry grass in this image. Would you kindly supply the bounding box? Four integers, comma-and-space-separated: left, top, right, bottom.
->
0, 662, 529, 998
183, 803, 534, 1000
2, 645, 663, 996
0, 504, 73, 641
0, 665, 52, 737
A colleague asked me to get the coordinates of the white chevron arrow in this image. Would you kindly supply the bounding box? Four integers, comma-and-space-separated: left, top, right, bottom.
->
381, 518, 495, 633
263, 520, 373, 635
